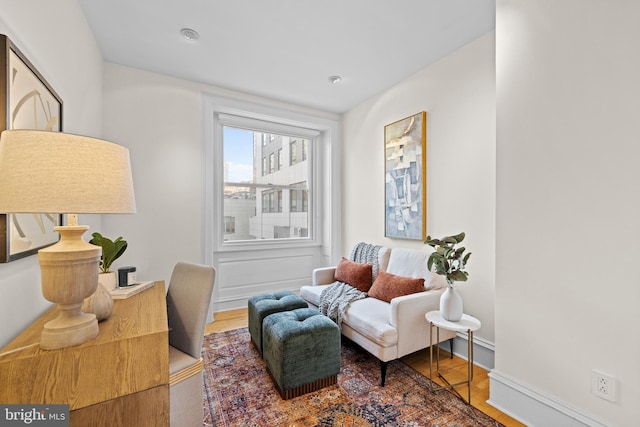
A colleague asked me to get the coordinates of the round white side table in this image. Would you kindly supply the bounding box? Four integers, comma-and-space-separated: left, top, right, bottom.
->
425, 310, 481, 404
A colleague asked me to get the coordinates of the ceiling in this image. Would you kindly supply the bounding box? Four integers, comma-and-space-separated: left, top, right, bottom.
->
79, 0, 495, 114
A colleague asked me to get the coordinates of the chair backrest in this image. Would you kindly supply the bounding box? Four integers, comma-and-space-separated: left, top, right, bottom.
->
166, 262, 216, 359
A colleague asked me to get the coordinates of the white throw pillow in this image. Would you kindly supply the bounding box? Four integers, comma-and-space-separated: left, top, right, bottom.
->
386, 247, 446, 290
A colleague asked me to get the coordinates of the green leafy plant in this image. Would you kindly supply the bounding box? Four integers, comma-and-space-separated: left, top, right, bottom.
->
424, 232, 471, 285
89, 232, 128, 273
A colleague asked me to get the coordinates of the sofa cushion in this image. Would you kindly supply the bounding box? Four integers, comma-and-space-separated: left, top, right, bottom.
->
386, 247, 447, 290
342, 297, 398, 347
299, 284, 327, 307
334, 258, 373, 292
368, 271, 425, 303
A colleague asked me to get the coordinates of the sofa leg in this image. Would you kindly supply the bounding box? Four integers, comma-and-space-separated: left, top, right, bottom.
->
449, 338, 454, 359
380, 361, 388, 387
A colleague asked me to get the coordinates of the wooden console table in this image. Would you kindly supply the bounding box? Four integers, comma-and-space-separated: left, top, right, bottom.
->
0, 281, 169, 426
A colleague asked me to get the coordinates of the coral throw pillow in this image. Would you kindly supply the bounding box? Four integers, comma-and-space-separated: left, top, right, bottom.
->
368, 270, 425, 303
334, 258, 373, 292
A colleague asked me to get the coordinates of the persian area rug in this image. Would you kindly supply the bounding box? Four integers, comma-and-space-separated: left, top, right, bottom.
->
202, 327, 503, 427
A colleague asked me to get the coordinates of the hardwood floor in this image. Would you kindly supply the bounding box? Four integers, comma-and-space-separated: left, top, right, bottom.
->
205, 308, 525, 427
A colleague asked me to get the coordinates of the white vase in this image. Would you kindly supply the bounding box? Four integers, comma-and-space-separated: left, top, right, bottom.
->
440, 285, 463, 322
82, 283, 114, 321
98, 271, 117, 291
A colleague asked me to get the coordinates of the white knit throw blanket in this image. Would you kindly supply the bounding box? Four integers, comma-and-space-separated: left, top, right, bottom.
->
319, 242, 382, 326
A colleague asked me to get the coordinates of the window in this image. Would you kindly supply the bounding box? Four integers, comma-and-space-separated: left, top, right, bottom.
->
290, 140, 297, 165
289, 138, 310, 166
224, 216, 235, 234
290, 187, 308, 213
221, 120, 314, 242
261, 189, 282, 213
205, 95, 338, 256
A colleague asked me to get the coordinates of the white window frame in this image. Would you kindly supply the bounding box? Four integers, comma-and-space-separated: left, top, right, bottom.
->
203, 94, 338, 255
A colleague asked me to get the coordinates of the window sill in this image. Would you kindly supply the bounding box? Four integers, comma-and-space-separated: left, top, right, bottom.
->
215, 239, 322, 253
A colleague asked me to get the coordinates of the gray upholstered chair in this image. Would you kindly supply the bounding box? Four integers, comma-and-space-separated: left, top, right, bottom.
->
167, 262, 216, 427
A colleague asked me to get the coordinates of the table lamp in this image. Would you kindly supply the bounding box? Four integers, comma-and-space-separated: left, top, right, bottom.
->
0, 130, 136, 349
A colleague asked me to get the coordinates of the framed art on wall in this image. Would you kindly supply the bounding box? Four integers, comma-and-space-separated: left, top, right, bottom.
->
0, 34, 63, 262
384, 111, 426, 240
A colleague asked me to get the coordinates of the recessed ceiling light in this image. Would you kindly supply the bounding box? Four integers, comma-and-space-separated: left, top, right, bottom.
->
328, 75, 342, 85
180, 28, 200, 41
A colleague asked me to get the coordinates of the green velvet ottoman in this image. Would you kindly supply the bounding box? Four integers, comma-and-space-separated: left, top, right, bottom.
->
262, 308, 341, 399
248, 291, 308, 356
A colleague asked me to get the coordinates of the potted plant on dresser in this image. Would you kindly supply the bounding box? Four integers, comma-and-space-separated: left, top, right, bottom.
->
89, 232, 128, 291
424, 232, 471, 321
80, 233, 127, 321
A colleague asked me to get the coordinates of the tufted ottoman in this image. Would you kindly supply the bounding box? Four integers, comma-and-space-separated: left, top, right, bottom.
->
248, 291, 308, 356
262, 308, 341, 399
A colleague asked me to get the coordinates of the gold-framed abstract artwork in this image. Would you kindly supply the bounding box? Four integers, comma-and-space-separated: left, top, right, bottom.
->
0, 34, 63, 262
384, 111, 426, 240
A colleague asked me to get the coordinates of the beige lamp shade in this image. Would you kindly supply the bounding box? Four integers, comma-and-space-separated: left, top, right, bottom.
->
0, 130, 136, 214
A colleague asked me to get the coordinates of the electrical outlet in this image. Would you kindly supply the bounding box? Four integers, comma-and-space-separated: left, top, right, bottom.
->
592, 370, 616, 402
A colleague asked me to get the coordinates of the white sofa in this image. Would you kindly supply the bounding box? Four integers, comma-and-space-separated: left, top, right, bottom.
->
300, 246, 456, 386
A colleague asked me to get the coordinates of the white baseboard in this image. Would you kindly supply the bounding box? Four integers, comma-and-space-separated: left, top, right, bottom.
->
488, 370, 611, 427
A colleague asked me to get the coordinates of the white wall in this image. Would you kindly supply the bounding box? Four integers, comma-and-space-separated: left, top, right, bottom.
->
0, 0, 104, 347
342, 33, 496, 345
493, 1, 640, 425
100, 64, 204, 285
